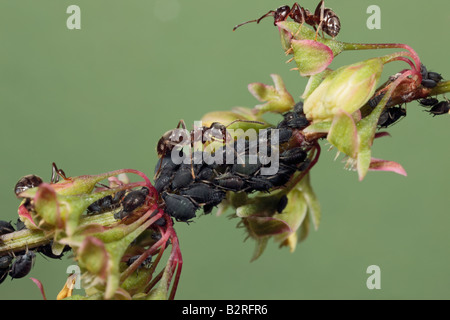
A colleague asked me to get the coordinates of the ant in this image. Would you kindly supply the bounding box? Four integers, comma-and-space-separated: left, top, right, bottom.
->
233, 1, 341, 39
155, 119, 264, 179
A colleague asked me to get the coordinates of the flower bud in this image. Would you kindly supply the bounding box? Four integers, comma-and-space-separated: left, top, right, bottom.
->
304, 58, 383, 122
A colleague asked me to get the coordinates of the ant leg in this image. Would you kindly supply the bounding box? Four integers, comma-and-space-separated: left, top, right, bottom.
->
314, 0, 325, 41
51, 162, 68, 183
290, 4, 306, 37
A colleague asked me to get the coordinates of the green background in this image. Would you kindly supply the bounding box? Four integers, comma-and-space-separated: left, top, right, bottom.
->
0, 0, 448, 299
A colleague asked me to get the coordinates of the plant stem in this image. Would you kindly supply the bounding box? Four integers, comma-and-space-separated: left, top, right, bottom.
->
0, 211, 119, 255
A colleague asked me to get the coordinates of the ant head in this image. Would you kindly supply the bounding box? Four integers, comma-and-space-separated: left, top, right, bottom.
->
272, 6, 291, 24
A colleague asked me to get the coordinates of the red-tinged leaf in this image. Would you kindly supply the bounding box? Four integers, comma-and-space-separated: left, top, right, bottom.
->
30, 277, 47, 300
369, 158, 407, 176
374, 131, 391, 139
78, 236, 110, 279
34, 183, 62, 227
17, 204, 38, 228
291, 39, 334, 76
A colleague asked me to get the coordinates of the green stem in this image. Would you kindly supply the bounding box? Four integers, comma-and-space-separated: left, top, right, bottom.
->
430, 80, 450, 96
0, 211, 119, 255
342, 42, 421, 71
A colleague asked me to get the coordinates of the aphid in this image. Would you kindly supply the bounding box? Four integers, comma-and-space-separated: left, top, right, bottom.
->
0, 221, 15, 236
155, 173, 174, 193
196, 166, 216, 181
280, 147, 307, 165
378, 107, 407, 128
114, 187, 149, 220
233, 1, 341, 38
427, 71, 443, 83
231, 155, 262, 176
171, 164, 195, 191
37, 242, 71, 260
14, 175, 43, 197
277, 195, 289, 213
213, 173, 246, 192
245, 176, 274, 193
87, 190, 125, 215
421, 79, 438, 88
419, 98, 439, 107
265, 166, 296, 187
162, 192, 198, 222
0, 255, 12, 269
10, 249, 36, 279
427, 100, 449, 116
127, 254, 152, 269
179, 183, 226, 207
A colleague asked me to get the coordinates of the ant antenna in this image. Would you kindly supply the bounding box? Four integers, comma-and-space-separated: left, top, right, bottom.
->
233, 11, 275, 31
225, 119, 266, 128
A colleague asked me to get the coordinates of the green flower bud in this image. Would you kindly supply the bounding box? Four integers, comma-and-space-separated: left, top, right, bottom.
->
304, 58, 384, 122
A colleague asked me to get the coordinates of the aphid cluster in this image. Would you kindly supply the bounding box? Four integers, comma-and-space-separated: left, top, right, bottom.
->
419, 98, 449, 116
368, 64, 447, 128
420, 64, 444, 89
0, 219, 71, 284
233, 1, 341, 38
154, 102, 311, 223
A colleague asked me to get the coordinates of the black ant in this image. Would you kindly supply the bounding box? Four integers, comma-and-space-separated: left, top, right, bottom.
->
155, 119, 264, 179
233, 1, 341, 39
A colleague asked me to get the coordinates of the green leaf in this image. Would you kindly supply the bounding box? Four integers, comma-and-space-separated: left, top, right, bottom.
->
291, 39, 334, 76
327, 110, 358, 159
248, 74, 295, 115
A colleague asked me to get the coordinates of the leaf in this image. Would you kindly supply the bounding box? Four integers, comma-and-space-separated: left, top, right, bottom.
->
30, 278, 47, 300
327, 109, 359, 159
248, 74, 295, 115
78, 236, 110, 279
368, 158, 407, 176
277, 21, 345, 57
291, 39, 334, 76
250, 237, 269, 262
299, 174, 321, 231
245, 216, 292, 238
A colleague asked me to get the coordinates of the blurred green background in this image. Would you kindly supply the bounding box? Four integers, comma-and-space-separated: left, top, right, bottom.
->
0, 0, 448, 300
